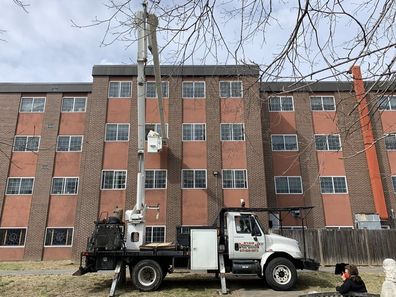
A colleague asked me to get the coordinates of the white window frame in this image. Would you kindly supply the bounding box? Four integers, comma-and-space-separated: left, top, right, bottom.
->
19, 97, 46, 113
0, 227, 27, 247
51, 177, 79, 195
145, 226, 166, 243
101, 170, 127, 190
310, 96, 336, 111
146, 81, 169, 98
222, 169, 248, 189
44, 227, 74, 247
145, 169, 167, 189
269, 96, 295, 112
13, 135, 41, 152
182, 123, 206, 141
105, 123, 130, 142
182, 81, 206, 98
314, 134, 342, 151
56, 135, 84, 152
181, 169, 207, 189
271, 134, 299, 151
61, 97, 87, 112
220, 123, 245, 141
108, 81, 132, 98
219, 81, 243, 98
378, 95, 396, 111
319, 176, 348, 194
6, 177, 35, 195
274, 176, 303, 194
385, 134, 396, 150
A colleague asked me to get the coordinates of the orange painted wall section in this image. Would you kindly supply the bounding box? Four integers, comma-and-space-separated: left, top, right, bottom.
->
103, 142, 129, 169
16, 113, 43, 135
59, 113, 86, 135
107, 99, 131, 122
182, 142, 207, 168
99, 191, 126, 219
0, 248, 25, 261
317, 152, 346, 176
9, 153, 38, 177
222, 142, 247, 168
43, 247, 72, 260
271, 153, 301, 176
146, 99, 169, 122
223, 189, 249, 207
182, 190, 208, 225
183, 100, 206, 122
145, 190, 167, 225
276, 195, 305, 226
381, 112, 396, 133
322, 195, 353, 226
53, 153, 81, 176
312, 112, 338, 134
145, 145, 168, 168
269, 112, 296, 134
47, 197, 77, 226
220, 99, 244, 122
1, 197, 32, 226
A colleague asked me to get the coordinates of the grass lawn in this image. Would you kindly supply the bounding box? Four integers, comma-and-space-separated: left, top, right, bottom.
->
0, 262, 384, 297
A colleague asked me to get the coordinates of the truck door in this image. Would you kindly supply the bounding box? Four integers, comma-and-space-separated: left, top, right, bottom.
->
229, 214, 265, 259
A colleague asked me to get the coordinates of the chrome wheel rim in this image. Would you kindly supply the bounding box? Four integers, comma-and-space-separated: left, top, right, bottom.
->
273, 264, 291, 285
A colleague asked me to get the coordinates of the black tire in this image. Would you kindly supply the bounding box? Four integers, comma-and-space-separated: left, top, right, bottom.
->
132, 259, 163, 291
264, 257, 297, 291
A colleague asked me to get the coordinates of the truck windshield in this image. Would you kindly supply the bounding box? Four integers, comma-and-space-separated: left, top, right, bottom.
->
253, 215, 266, 235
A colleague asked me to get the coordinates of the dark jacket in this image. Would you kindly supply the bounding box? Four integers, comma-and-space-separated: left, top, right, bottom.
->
336, 276, 367, 294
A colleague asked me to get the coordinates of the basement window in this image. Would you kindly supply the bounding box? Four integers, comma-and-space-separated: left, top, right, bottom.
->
0, 228, 26, 246
44, 228, 73, 246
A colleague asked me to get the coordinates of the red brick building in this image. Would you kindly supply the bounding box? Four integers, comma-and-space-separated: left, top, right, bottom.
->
0, 65, 395, 261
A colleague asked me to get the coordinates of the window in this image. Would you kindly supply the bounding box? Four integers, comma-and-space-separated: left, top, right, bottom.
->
108, 81, 132, 98
6, 177, 34, 195
0, 228, 26, 246
19, 97, 45, 112
51, 177, 79, 195
392, 176, 396, 193
182, 82, 205, 98
44, 228, 73, 246
269, 96, 294, 111
385, 134, 396, 150
379, 95, 396, 111
146, 81, 169, 98
182, 169, 206, 189
145, 226, 165, 243
222, 169, 248, 189
101, 170, 127, 190
61, 97, 87, 112
271, 135, 298, 151
182, 124, 206, 141
145, 170, 167, 189
13, 136, 40, 152
105, 124, 130, 141
315, 134, 341, 151
320, 176, 348, 194
310, 96, 336, 111
145, 123, 168, 140
274, 176, 303, 194
220, 123, 245, 141
56, 136, 83, 152
219, 81, 242, 97
235, 215, 251, 234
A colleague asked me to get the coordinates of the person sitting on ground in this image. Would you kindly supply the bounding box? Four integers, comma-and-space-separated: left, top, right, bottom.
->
336, 264, 367, 294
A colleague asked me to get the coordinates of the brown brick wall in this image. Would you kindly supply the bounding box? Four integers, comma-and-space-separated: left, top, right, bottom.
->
0, 94, 21, 221
294, 92, 325, 228
72, 77, 108, 259
166, 77, 183, 241
206, 77, 223, 225
24, 93, 62, 260
336, 92, 376, 217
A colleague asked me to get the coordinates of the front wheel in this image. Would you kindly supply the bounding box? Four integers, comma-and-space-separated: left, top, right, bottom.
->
264, 257, 297, 291
132, 259, 163, 291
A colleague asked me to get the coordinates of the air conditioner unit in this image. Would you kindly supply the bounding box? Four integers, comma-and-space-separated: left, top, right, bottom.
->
355, 213, 381, 230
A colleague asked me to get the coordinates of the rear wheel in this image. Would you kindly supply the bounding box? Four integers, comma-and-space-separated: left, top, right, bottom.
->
264, 257, 297, 291
132, 259, 163, 291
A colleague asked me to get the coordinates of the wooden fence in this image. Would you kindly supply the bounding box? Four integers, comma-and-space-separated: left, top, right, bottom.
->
273, 229, 396, 266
